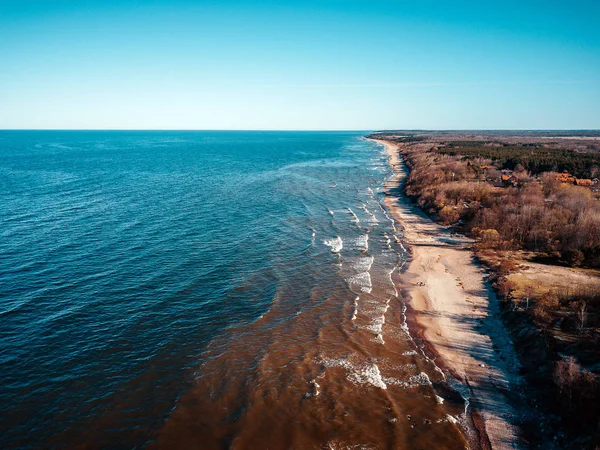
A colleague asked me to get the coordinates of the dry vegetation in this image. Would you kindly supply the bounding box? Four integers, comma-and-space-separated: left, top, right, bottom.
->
370, 131, 600, 449
397, 141, 600, 268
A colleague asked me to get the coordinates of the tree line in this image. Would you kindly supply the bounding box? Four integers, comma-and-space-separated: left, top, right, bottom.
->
438, 141, 600, 178
398, 143, 600, 268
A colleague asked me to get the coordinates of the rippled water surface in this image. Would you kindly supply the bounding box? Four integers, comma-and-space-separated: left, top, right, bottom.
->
0, 131, 467, 448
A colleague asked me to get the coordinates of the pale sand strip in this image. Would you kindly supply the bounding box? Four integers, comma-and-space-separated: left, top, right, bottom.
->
374, 139, 523, 450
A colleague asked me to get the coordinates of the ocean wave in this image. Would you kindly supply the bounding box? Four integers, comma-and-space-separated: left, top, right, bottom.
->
323, 236, 343, 253
355, 233, 369, 251
362, 313, 386, 344
348, 363, 387, 390
347, 207, 360, 224
377, 201, 397, 232
347, 256, 374, 294
383, 372, 432, 389
361, 204, 379, 224
347, 272, 372, 293
319, 358, 387, 390
350, 255, 374, 273
387, 266, 399, 298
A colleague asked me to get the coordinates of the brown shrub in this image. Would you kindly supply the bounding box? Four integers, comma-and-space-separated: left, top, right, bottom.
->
563, 249, 585, 267
439, 205, 460, 224
478, 228, 501, 249
497, 259, 519, 276
496, 278, 516, 299
532, 291, 559, 326
538, 291, 560, 309
540, 172, 561, 196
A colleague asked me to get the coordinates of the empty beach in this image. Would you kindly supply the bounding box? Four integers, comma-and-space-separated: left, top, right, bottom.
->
375, 139, 525, 449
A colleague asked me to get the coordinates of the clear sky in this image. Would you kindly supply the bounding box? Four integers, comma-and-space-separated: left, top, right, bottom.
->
1, 0, 599, 130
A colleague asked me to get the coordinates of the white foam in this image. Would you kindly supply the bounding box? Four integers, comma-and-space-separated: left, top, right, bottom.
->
355, 233, 369, 251
348, 363, 387, 390
377, 201, 398, 233
383, 233, 392, 251
308, 379, 320, 397
347, 207, 360, 224
323, 236, 343, 253
361, 204, 379, 224
318, 358, 387, 390
351, 255, 374, 273
387, 266, 399, 298
383, 372, 432, 389
412, 372, 432, 386
347, 254, 374, 293
347, 272, 372, 293
319, 357, 354, 371
364, 316, 384, 336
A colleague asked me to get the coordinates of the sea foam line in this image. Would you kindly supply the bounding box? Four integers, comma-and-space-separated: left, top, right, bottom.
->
361, 204, 379, 224
377, 201, 397, 233
347, 207, 360, 224
347, 255, 374, 293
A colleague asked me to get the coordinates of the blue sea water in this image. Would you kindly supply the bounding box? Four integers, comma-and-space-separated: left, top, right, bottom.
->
1, 131, 471, 449
0, 131, 399, 446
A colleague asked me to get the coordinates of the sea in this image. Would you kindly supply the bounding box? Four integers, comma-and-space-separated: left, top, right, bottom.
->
0, 131, 468, 449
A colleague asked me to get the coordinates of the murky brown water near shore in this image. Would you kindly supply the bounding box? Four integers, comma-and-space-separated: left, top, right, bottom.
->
1, 133, 474, 449
154, 142, 470, 449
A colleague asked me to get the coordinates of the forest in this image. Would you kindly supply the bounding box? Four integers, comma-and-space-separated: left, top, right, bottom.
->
395, 142, 600, 268
437, 141, 600, 178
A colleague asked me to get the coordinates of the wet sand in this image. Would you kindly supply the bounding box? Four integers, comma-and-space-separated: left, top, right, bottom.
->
374, 139, 524, 450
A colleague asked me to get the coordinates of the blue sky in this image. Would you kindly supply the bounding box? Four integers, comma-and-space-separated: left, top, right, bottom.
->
1, 0, 599, 129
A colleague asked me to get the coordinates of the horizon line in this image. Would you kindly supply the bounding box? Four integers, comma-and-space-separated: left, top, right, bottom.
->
1, 128, 600, 132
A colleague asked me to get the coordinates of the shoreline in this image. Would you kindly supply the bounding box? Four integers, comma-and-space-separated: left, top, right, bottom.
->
373, 138, 524, 449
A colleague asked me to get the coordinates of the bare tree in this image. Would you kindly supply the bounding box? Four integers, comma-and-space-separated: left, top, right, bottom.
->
575, 300, 587, 332
554, 356, 581, 410
522, 284, 536, 310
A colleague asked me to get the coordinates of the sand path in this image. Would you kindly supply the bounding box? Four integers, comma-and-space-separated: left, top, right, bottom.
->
375, 139, 524, 450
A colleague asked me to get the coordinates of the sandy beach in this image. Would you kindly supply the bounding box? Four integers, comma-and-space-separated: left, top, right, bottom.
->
374, 139, 524, 449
